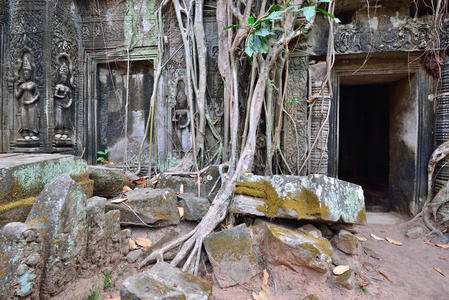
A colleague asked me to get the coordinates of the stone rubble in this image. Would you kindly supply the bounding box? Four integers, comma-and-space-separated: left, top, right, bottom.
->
332, 230, 361, 256
178, 193, 211, 221
203, 224, 259, 288
88, 165, 125, 198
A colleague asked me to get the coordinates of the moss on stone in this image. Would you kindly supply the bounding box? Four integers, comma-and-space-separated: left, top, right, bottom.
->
0, 197, 37, 225
356, 208, 367, 225
77, 178, 94, 198
336, 269, 352, 282
235, 180, 331, 220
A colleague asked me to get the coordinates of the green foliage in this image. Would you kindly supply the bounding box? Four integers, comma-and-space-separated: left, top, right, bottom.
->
87, 289, 100, 300
103, 269, 113, 289
225, 0, 340, 58
285, 98, 301, 105
97, 149, 109, 163
359, 285, 369, 294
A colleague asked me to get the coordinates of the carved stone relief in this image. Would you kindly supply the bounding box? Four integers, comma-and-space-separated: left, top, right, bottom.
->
14, 51, 40, 142
172, 79, 192, 157
334, 16, 448, 54
54, 54, 74, 143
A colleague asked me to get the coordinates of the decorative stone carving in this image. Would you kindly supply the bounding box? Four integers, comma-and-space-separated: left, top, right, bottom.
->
14, 51, 40, 142
172, 79, 192, 156
54, 53, 74, 142
334, 17, 449, 54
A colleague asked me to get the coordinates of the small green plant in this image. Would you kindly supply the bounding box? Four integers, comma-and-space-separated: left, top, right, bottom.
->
359, 285, 369, 294
103, 269, 112, 289
87, 289, 100, 300
97, 149, 109, 163
285, 98, 300, 105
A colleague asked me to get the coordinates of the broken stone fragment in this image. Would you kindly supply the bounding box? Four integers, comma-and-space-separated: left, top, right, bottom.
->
334, 269, 355, 290
302, 295, 320, 300
178, 193, 210, 221
297, 224, 323, 239
86, 196, 107, 268
156, 165, 220, 200
203, 224, 259, 288
120, 261, 212, 300
107, 188, 180, 226
264, 222, 333, 273
0, 222, 44, 299
332, 230, 361, 256
88, 165, 125, 198
126, 249, 143, 264
104, 210, 122, 264
26, 175, 88, 297
405, 226, 423, 239
232, 174, 366, 224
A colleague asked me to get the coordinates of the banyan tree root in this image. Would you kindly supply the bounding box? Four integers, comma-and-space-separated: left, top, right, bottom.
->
408, 140, 449, 237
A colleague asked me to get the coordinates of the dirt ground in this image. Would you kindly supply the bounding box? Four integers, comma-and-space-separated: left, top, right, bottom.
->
69, 212, 449, 300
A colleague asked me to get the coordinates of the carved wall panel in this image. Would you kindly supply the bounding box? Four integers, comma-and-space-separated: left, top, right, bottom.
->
282, 56, 308, 175
334, 16, 449, 54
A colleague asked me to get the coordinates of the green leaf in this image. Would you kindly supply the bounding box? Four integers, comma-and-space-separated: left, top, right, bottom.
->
248, 16, 255, 25
97, 151, 105, 155
317, 0, 330, 2
268, 4, 281, 14
301, 6, 316, 22
267, 10, 285, 20
245, 45, 254, 57
104, 149, 109, 154
254, 28, 274, 37
97, 157, 105, 162
316, 7, 340, 23
259, 37, 270, 54
224, 24, 248, 30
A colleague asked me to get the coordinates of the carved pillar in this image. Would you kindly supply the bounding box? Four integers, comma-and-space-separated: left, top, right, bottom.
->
4, 0, 80, 154
282, 56, 308, 175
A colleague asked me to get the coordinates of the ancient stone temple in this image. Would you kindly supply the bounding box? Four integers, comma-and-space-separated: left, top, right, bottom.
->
0, 0, 448, 215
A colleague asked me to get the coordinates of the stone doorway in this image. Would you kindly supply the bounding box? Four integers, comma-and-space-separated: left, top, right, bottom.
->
96, 61, 154, 165
339, 83, 390, 211
329, 57, 434, 215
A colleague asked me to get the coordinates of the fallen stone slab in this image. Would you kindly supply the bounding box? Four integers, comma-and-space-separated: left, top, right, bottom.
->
0, 154, 89, 225
26, 175, 88, 297
332, 230, 361, 256
86, 196, 107, 268
232, 174, 366, 224
120, 261, 212, 300
178, 193, 210, 221
0, 222, 44, 299
88, 165, 125, 198
405, 226, 423, 239
155, 165, 220, 200
107, 188, 180, 226
264, 222, 333, 273
204, 224, 259, 288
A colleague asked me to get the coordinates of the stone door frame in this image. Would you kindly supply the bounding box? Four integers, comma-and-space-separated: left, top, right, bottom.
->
81, 47, 158, 164
328, 54, 434, 214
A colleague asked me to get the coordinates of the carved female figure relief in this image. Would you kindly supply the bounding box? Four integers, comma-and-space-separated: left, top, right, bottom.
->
14, 52, 40, 141
172, 79, 192, 155
54, 54, 73, 141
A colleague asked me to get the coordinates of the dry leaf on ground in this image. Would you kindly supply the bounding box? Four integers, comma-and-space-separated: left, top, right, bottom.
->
135, 237, 152, 248
386, 237, 403, 246
263, 269, 269, 285
435, 244, 449, 249
434, 266, 445, 276
333, 265, 350, 275
356, 236, 367, 242
123, 186, 132, 192
370, 233, 385, 241
252, 290, 269, 300
378, 270, 393, 282
111, 198, 127, 204
129, 239, 137, 250
178, 207, 184, 218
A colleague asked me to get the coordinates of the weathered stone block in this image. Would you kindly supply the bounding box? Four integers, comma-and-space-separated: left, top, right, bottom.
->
0, 154, 88, 205
178, 193, 210, 221
332, 230, 361, 256
405, 226, 424, 239
156, 165, 220, 200
104, 210, 122, 264
120, 261, 212, 300
86, 196, 107, 268
0, 197, 36, 226
264, 223, 333, 273
0, 222, 44, 299
25, 175, 88, 297
203, 224, 259, 288
232, 174, 366, 224
88, 165, 125, 198
107, 188, 180, 226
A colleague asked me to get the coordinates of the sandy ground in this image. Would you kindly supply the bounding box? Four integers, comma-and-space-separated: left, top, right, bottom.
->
70, 212, 449, 300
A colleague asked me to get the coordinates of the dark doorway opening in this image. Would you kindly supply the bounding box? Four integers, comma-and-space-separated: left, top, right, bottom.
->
339, 84, 391, 211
